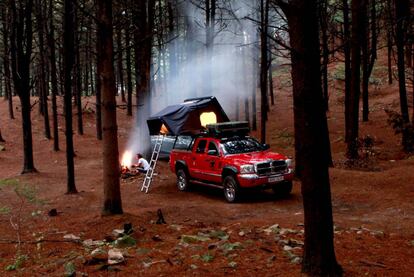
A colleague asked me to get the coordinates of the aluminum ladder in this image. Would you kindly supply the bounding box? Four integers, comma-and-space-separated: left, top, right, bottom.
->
141, 135, 165, 193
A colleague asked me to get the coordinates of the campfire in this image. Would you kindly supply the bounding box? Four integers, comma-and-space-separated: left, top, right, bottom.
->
120, 150, 133, 174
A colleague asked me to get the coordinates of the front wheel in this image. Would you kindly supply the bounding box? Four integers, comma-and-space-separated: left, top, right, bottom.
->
176, 169, 190, 191
223, 175, 240, 203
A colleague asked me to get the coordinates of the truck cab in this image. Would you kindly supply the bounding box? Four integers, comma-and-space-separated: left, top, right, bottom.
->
169, 122, 294, 202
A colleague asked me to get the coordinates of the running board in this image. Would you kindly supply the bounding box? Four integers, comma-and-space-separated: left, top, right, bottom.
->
191, 180, 223, 189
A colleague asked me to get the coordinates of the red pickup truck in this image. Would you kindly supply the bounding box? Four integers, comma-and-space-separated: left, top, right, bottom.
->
169, 122, 294, 202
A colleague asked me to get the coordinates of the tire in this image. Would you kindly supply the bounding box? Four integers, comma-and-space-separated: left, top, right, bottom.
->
272, 181, 293, 197
176, 169, 190, 191
223, 175, 239, 203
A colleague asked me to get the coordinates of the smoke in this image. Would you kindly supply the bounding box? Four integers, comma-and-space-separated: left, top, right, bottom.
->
125, 0, 260, 160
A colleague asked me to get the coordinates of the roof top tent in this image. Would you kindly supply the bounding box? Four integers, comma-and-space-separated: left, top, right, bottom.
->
147, 96, 230, 136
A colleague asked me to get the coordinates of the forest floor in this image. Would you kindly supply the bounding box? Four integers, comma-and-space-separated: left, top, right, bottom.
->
0, 74, 414, 276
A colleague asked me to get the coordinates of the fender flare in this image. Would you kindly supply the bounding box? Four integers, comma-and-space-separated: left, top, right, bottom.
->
175, 160, 188, 172
222, 166, 238, 177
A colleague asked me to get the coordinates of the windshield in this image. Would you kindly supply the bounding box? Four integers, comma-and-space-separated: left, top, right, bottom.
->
222, 137, 265, 154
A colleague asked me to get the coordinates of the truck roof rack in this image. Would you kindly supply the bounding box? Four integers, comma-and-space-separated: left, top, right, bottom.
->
205, 121, 250, 137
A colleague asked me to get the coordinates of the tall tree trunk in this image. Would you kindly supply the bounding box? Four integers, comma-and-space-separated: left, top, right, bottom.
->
10, 0, 37, 174
361, 13, 369, 122
394, 0, 411, 151
243, 48, 250, 124
282, 0, 342, 275
167, 0, 178, 87
268, 59, 275, 106
116, 29, 126, 103
362, 0, 378, 122
95, 9, 103, 141
48, 0, 59, 151
387, 0, 394, 85
97, 0, 123, 215
252, 30, 259, 131
35, 0, 51, 139
74, 9, 84, 135
260, 0, 269, 144
346, 0, 367, 159
63, 0, 77, 193
204, 0, 216, 96
320, 0, 329, 111
125, 22, 133, 116
2, 5, 14, 120
134, 0, 154, 156
343, 0, 351, 142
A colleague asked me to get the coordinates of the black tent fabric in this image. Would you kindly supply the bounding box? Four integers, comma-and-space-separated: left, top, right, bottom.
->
147, 96, 230, 135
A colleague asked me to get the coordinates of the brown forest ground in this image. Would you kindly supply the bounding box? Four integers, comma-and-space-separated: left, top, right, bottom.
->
0, 73, 414, 276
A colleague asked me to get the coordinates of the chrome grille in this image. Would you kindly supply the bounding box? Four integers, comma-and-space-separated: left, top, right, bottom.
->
256, 160, 287, 176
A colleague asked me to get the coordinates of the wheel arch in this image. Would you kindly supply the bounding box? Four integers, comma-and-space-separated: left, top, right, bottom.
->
221, 166, 238, 180
175, 160, 188, 172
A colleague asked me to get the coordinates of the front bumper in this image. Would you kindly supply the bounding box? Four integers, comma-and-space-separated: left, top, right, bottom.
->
237, 169, 294, 188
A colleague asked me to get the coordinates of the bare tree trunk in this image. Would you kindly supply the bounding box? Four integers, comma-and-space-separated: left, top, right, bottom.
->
386, 0, 393, 86
97, 0, 123, 215
252, 30, 259, 131
361, 12, 369, 122
48, 0, 59, 151
63, 0, 77, 193
394, 0, 411, 151
342, 0, 351, 142
346, 0, 367, 160
243, 48, 250, 124
281, 0, 342, 275
2, 5, 14, 120
362, 0, 378, 122
74, 9, 84, 136
125, 22, 133, 116
116, 29, 126, 103
205, 0, 216, 96
268, 60, 274, 106
167, 0, 178, 86
320, 0, 329, 111
35, 0, 51, 139
10, 0, 37, 174
134, 0, 154, 156
260, 0, 269, 144
387, 31, 393, 85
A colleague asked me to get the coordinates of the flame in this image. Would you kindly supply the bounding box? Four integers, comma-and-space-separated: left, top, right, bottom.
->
121, 150, 133, 169
200, 112, 217, 127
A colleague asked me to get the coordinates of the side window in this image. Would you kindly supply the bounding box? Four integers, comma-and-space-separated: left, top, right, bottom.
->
196, 140, 207, 153
208, 141, 219, 156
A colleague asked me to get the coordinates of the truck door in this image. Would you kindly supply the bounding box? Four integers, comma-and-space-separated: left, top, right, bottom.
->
200, 140, 222, 183
189, 139, 207, 179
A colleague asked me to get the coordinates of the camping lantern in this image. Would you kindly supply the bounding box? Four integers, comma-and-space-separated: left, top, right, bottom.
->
200, 112, 217, 127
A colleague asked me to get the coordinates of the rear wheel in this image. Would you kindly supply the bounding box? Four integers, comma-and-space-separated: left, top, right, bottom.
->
272, 181, 293, 197
223, 175, 239, 203
176, 169, 190, 191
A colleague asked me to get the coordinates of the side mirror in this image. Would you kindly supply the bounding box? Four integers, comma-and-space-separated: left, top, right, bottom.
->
207, 149, 218, 156
263, 144, 270, 150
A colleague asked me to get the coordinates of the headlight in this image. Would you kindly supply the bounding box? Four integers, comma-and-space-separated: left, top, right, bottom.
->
240, 164, 255, 174
286, 159, 293, 169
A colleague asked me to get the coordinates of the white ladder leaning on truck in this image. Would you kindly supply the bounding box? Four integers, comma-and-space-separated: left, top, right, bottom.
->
140, 135, 165, 193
